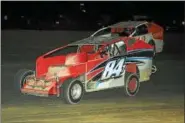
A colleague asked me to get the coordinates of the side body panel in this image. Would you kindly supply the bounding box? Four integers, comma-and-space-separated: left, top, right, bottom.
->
85, 56, 128, 92
126, 38, 154, 82
126, 57, 153, 82
131, 22, 164, 53
84, 37, 154, 92
36, 55, 66, 78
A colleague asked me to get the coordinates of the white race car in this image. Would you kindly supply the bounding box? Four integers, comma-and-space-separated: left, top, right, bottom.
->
91, 21, 164, 55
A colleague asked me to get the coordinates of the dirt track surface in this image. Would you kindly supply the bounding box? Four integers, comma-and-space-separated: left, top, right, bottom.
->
2, 54, 184, 123
1, 31, 185, 123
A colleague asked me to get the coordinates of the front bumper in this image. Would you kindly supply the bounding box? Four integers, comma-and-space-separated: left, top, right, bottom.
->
21, 76, 59, 97
21, 88, 49, 97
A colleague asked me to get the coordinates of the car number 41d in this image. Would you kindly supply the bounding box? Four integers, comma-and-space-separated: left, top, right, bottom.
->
101, 58, 126, 80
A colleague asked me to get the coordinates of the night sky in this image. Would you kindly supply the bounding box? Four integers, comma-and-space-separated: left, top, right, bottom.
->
1, 1, 184, 30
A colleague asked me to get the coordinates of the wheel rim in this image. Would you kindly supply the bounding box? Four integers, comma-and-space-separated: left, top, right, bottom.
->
128, 78, 137, 92
71, 83, 82, 100
152, 65, 157, 73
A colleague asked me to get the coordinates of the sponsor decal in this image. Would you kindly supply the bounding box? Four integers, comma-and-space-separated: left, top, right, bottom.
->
101, 58, 126, 80
96, 81, 101, 87
96, 81, 109, 89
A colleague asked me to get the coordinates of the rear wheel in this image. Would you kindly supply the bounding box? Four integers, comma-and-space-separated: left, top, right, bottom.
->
123, 73, 140, 96
62, 80, 84, 104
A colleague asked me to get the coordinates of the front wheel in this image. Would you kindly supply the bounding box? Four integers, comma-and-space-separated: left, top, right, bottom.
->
123, 73, 140, 96
14, 69, 34, 92
62, 80, 84, 104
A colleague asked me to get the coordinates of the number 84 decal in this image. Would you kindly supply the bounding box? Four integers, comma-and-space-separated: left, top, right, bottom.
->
101, 58, 126, 80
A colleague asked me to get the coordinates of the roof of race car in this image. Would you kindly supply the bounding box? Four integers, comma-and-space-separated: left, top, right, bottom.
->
69, 34, 120, 45
109, 21, 147, 28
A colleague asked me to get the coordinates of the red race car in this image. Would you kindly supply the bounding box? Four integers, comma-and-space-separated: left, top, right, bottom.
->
15, 36, 156, 104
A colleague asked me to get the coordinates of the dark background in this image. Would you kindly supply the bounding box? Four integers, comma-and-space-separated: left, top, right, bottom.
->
1, 1, 184, 31
1, 1, 185, 62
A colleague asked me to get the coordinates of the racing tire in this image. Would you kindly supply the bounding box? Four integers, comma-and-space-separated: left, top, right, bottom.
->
123, 73, 140, 97
14, 69, 34, 92
62, 80, 84, 104
148, 40, 157, 67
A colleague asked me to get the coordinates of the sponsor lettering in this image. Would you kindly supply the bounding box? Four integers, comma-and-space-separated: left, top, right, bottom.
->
101, 58, 126, 80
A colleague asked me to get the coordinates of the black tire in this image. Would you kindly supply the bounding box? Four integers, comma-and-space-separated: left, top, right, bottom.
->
148, 40, 157, 67
148, 40, 156, 57
14, 69, 34, 92
123, 73, 140, 96
62, 79, 84, 104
